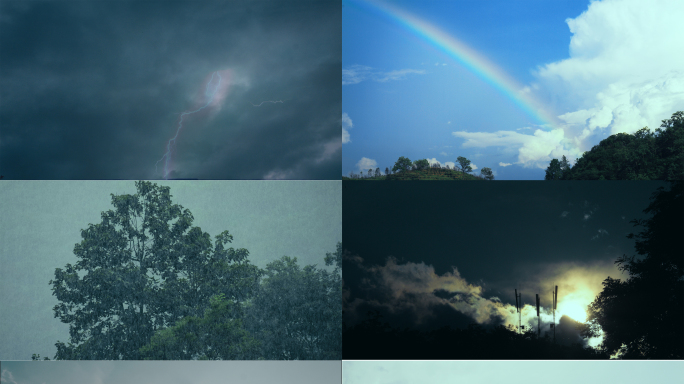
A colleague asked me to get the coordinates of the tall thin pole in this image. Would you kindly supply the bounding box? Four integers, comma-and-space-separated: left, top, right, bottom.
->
552, 285, 558, 344
536, 293, 540, 338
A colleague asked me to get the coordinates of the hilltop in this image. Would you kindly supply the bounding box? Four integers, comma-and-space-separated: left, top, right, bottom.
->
342, 168, 483, 181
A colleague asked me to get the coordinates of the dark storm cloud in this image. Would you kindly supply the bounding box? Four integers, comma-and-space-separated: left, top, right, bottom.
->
342, 181, 667, 332
0, 0, 341, 179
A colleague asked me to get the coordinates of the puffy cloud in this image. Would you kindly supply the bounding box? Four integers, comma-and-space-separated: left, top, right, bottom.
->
356, 157, 378, 172
450, 0, 683, 167
452, 129, 576, 168
344, 254, 617, 345
426, 158, 441, 167
535, 0, 684, 147
342, 112, 353, 144
499, 162, 512, 167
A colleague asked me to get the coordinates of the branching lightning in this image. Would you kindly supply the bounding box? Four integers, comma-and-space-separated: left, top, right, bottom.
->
156, 71, 222, 179
251, 100, 283, 107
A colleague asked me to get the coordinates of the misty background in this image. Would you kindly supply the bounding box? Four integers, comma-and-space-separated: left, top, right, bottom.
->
1, 361, 340, 384
0, 180, 341, 360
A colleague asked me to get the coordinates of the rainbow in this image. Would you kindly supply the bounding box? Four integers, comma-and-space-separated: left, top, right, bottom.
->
346, 0, 557, 128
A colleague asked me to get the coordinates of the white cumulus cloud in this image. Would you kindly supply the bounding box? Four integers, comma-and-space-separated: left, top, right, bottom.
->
356, 157, 378, 172
452, 129, 576, 168
499, 162, 512, 167
342, 112, 352, 144
535, 0, 684, 147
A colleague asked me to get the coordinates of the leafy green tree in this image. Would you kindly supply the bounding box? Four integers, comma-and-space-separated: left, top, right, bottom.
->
50, 181, 258, 359
374, 168, 381, 178
560, 111, 683, 180
246, 243, 342, 359
480, 167, 494, 180
385, 167, 390, 176
584, 181, 683, 358
392, 156, 413, 173
456, 156, 473, 174
545, 159, 562, 180
559, 155, 572, 179
413, 159, 430, 170
367, 169, 373, 178
138, 293, 261, 360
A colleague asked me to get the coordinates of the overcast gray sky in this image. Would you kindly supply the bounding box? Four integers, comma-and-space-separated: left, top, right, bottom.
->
343, 360, 683, 384
1, 361, 340, 384
0, 180, 341, 360
0, 0, 341, 179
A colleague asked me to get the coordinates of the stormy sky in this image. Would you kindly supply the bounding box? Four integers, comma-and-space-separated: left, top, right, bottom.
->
343, 360, 683, 384
0, 0, 341, 179
0, 180, 341, 360
343, 181, 667, 339
1, 361, 340, 384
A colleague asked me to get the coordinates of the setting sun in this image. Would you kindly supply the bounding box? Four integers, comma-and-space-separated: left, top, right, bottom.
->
559, 300, 588, 323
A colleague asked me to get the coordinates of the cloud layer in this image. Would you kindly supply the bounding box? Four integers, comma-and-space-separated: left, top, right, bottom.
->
0, 0, 341, 179
450, 0, 684, 169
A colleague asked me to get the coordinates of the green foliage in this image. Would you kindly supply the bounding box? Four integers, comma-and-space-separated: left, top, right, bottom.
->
545, 159, 562, 180
50, 181, 259, 359
585, 181, 683, 358
384, 168, 482, 180
456, 156, 473, 174
392, 156, 413, 173
246, 243, 342, 359
480, 167, 494, 180
413, 159, 430, 170
138, 293, 261, 360
553, 111, 683, 180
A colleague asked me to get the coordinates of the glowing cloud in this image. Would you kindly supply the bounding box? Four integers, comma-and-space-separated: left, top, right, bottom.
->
155, 69, 232, 179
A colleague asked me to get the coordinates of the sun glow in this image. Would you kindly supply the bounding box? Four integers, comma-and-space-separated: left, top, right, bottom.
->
558, 299, 588, 323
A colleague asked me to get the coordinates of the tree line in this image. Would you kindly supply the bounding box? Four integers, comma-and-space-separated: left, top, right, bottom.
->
32, 181, 341, 360
545, 111, 683, 180
347, 156, 495, 180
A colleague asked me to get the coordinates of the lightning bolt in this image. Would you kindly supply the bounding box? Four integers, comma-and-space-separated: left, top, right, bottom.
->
156, 71, 222, 179
251, 100, 283, 106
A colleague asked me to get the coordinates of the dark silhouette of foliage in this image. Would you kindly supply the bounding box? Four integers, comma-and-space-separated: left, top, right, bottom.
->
343, 311, 607, 359
392, 156, 413, 173
480, 167, 494, 180
584, 181, 683, 358
413, 159, 430, 170
545, 159, 562, 180
456, 156, 473, 174
550, 111, 683, 180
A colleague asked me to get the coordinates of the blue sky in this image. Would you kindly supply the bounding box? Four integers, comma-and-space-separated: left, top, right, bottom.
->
342, 0, 684, 179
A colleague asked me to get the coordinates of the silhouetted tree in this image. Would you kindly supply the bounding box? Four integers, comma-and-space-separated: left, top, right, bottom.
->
545, 159, 562, 180
480, 167, 494, 180
584, 181, 683, 358
413, 159, 430, 170
556, 111, 683, 180
456, 156, 473, 174
374, 168, 381, 178
392, 156, 413, 173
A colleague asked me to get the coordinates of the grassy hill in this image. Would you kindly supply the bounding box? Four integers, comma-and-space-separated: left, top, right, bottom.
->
343, 168, 484, 180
